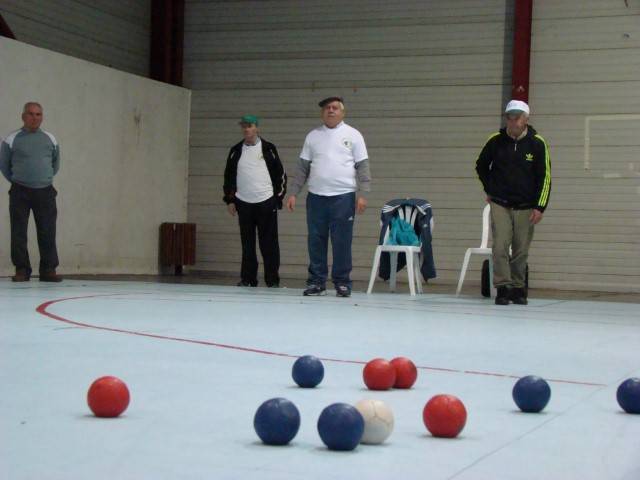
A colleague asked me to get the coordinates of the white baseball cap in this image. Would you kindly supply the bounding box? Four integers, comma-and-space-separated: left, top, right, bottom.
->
505, 100, 530, 115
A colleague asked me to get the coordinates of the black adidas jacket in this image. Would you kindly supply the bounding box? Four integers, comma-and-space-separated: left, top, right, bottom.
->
475, 126, 551, 212
223, 138, 287, 208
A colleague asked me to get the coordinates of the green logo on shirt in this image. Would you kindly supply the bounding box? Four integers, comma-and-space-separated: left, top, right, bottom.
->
342, 139, 352, 149
525, 153, 534, 162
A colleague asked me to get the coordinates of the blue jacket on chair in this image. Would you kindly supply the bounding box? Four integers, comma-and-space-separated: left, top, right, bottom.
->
377, 198, 436, 281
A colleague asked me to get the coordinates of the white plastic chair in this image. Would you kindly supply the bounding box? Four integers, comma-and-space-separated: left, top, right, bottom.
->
367, 204, 424, 296
455, 204, 496, 297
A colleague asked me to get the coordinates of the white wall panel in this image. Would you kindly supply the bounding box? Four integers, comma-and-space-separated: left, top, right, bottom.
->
0, 0, 150, 76
183, 2, 511, 287
528, 0, 640, 291
186, 0, 510, 26
184, 0, 639, 292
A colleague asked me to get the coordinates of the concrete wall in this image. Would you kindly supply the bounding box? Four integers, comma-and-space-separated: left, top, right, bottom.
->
0, 37, 191, 276
0, 0, 150, 76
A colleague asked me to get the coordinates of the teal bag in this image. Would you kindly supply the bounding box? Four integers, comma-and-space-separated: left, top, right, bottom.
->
386, 216, 420, 246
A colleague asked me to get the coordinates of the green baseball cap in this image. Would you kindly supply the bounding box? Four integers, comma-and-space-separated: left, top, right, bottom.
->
239, 114, 259, 126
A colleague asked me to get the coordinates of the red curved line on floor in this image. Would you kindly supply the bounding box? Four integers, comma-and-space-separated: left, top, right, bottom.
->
36, 294, 606, 387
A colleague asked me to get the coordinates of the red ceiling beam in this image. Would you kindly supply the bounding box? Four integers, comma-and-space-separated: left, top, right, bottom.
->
511, 0, 533, 102
150, 0, 184, 86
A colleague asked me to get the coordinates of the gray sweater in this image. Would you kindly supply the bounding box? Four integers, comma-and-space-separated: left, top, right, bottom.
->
0, 128, 60, 188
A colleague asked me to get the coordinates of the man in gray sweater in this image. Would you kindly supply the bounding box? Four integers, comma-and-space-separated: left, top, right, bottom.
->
0, 102, 62, 282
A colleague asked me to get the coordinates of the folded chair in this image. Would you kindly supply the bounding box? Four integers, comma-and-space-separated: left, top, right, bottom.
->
455, 204, 494, 297
367, 199, 435, 296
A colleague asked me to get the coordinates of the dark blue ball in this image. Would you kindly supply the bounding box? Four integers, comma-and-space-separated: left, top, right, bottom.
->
617, 378, 640, 414
513, 375, 551, 413
253, 398, 300, 445
292, 355, 325, 388
317, 403, 364, 451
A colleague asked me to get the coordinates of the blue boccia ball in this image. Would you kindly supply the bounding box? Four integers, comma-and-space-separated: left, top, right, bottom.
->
292, 355, 325, 388
317, 403, 364, 451
253, 398, 301, 445
617, 378, 640, 414
513, 375, 551, 413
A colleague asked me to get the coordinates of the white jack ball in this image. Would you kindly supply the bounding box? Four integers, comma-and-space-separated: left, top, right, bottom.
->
354, 399, 394, 445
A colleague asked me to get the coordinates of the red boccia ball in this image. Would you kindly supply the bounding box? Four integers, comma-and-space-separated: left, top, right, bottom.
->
87, 376, 130, 418
423, 394, 467, 438
363, 358, 396, 390
390, 357, 418, 389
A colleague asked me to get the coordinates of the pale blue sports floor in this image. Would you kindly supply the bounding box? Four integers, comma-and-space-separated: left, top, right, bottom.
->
1, 280, 639, 480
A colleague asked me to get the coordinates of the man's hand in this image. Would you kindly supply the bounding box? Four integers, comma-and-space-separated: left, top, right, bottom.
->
286, 195, 296, 212
356, 196, 367, 214
530, 209, 543, 225
227, 203, 237, 216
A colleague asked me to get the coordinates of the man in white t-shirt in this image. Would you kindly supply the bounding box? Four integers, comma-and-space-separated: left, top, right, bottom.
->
286, 97, 371, 297
223, 115, 287, 287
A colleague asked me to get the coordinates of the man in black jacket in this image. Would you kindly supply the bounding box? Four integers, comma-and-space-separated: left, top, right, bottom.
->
223, 115, 286, 287
476, 100, 551, 305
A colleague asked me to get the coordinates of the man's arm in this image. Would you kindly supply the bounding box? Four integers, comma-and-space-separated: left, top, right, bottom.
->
222, 147, 237, 204
0, 141, 12, 182
269, 144, 287, 205
52, 144, 60, 176
475, 138, 494, 194
354, 159, 370, 214
354, 159, 371, 192
286, 158, 311, 211
533, 134, 551, 213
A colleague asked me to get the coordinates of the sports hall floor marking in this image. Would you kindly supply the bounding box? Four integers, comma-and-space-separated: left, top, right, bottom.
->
35, 293, 607, 388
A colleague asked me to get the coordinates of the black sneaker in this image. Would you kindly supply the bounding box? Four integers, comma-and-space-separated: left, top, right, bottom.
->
303, 285, 326, 296
237, 280, 257, 287
266, 283, 280, 288
495, 286, 510, 305
511, 287, 528, 305
336, 285, 351, 297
